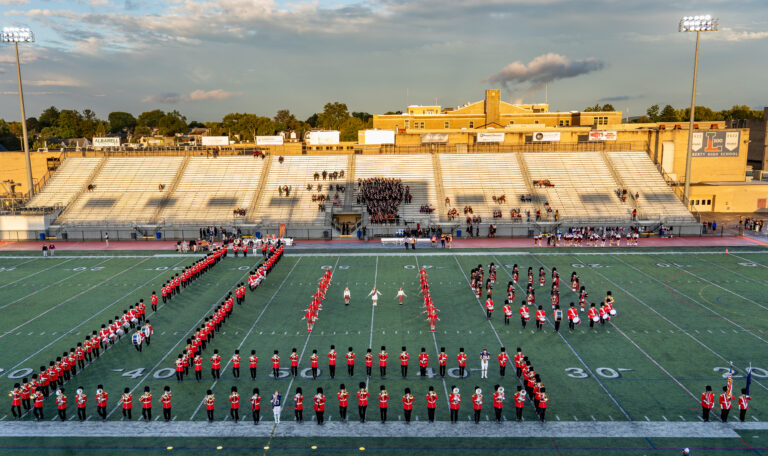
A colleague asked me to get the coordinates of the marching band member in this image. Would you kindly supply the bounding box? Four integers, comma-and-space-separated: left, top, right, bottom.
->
120, 387, 133, 420
204, 389, 215, 422
344, 286, 351, 306
449, 386, 461, 424
514, 385, 526, 421
161, 386, 172, 421
701, 385, 714, 422
720, 386, 732, 422
472, 387, 482, 424
567, 302, 580, 331
337, 384, 349, 422
738, 388, 752, 422
493, 385, 505, 422
140, 386, 153, 421
378, 385, 389, 423
313, 387, 326, 425
402, 388, 414, 423
56, 388, 67, 421
250, 388, 261, 425
76, 386, 87, 421
346, 347, 355, 377
520, 301, 530, 329
396, 288, 407, 305
426, 386, 438, 422
356, 382, 369, 423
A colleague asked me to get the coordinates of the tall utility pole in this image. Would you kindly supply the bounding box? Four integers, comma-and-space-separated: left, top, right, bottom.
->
1, 27, 36, 197
678, 16, 718, 206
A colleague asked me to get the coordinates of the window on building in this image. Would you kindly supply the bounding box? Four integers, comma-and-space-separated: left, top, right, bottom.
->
469, 121, 474, 129
707, 199, 711, 205
418, 122, 425, 129
559, 119, 570, 127
404, 120, 410, 128
534, 120, 539, 124
593, 116, 609, 126
509, 120, 515, 125
444, 121, 450, 129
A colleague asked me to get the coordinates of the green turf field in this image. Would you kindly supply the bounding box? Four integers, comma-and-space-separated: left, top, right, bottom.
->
0, 247, 766, 455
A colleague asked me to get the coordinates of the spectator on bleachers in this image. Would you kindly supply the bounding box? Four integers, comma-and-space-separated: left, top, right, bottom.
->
359, 178, 404, 224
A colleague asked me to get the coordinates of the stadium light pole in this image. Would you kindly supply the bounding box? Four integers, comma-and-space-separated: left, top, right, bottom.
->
1, 27, 35, 197
679, 16, 718, 207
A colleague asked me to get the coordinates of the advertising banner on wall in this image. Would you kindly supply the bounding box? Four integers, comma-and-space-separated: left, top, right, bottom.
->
364, 129, 396, 145
92, 137, 120, 147
308, 131, 340, 145
691, 130, 740, 157
532, 132, 561, 142
588, 131, 617, 141
201, 136, 230, 146
256, 136, 284, 145
477, 132, 505, 143
420, 133, 449, 144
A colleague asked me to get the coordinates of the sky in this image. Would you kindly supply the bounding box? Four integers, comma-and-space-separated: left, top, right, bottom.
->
1, 0, 767, 122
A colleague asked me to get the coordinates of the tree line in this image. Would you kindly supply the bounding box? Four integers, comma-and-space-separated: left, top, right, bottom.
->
0, 102, 373, 150
583, 103, 764, 122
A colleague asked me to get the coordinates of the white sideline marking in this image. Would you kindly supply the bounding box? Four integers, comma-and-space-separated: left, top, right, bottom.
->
365, 256, 378, 389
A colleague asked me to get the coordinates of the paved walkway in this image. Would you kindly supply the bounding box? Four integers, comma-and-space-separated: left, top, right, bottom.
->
0, 420, 761, 438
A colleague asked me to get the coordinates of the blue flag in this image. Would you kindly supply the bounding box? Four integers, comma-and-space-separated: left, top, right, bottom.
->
746, 366, 752, 396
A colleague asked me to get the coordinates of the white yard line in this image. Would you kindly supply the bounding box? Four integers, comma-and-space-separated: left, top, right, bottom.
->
105, 256, 271, 419
728, 252, 768, 269
414, 255, 451, 408
656, 257, 768, 312
491, 255, 632, 421
0, 258, 113, 312
572, 253, 768, 393
0, 257, 177, 377
365, 256, 379, 389
614, 255, 768, 345
0, 258, 72, 290
189, 256, 308, 420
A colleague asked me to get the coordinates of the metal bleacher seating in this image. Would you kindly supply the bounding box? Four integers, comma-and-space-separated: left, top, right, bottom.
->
438, 153, 536, 221
26, 157, 103, 209
257, 155, 350, 224
607, 151, 695, 221
58, 157, 184, 224
157, 157, 264, 223
523, 151, 628, 219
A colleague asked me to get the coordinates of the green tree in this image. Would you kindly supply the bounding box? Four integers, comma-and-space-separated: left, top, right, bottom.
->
659, 104, 679, 122
339, 117, 364, 142
352, 112, 373, 123
584, 103, 615, 112
383, 110, 402, 115
237, 114, 274, 141
157, 110, 187, 136
55, 110, 84, 139
646, 104, 660, 122
137, 109, 165, 128
38, 106, 60, 129
132, 125, 152, 141
0, 119, 21, 150
187, 120, 206, 129
317, 102, 350, 130
305, 113, 319, 128
721, 105, 764, 120
274, 109, 302, 132
204, 122, 225, 136
108, 112, 137, 133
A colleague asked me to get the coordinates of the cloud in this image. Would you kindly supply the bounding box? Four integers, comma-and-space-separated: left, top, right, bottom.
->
599, 95, 632, 102
0, 0, 28, 5
485, 53, 604, 88
27, 77, 83, 87
142, 89, 239, 104
714, 27, 768, 42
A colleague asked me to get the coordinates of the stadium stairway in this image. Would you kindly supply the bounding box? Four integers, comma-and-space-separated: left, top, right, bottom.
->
149, 156, 191, 223
246, 154, 273, 223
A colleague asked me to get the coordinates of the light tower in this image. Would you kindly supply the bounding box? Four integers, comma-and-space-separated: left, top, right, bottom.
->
678, 16, 718, 206
1, 27, 36, 197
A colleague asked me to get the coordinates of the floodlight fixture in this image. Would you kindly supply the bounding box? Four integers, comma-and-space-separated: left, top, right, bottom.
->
2, 26, 35, 196
0, 27, 35, 43
678, 16, 718, 207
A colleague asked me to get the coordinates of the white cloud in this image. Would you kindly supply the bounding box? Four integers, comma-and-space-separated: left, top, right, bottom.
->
485, 53, 604, 88
142, 89, 239, 104
712, 27, 768, 42
0, 0, 29, 5
27, 77, 84, 87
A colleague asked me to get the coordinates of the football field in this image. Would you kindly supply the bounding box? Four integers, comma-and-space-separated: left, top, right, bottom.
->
0, 246, 766, 456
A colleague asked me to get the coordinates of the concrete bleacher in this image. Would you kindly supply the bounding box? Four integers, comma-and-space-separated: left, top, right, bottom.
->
26, 157, 103, 208
607, 151, 695, 221
257, 155, 349, 224
524, 152, 629, 219
438, 153, 536, 221
58, 157, 185, 224
354, 154, 438, 223
157, 157, 265, 223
